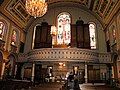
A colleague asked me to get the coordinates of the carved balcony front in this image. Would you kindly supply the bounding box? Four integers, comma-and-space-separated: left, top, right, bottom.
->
18, 48, 112, 63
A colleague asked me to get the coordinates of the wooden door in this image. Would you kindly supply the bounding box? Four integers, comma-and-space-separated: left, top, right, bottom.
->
71, 24, 77, 47
76, 24, 84, 48
24, 68, 32, 80
83, 24, 90, 49
88, 69, 100, 83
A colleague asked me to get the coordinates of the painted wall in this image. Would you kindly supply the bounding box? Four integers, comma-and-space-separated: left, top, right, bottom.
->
25, 6, 106, 53
107, 10, 120, 52
0, 14, 26, 52
105, 9, 120, 82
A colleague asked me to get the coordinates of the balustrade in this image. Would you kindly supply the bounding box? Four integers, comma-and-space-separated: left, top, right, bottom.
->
18, 48, 112, 63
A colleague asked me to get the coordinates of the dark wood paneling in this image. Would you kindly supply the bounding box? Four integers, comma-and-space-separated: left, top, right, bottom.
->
41, 27, 47, 42
71, 24, 77, 47
34, 22, 52, 49
34, 21, 90, 49
76, 24, 84, 48
47, 25, 52, 43
84, 24, 90, 49
34, 26, 41, 43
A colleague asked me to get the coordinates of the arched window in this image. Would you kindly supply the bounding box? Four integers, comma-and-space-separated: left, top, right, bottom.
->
89, 23, 96, 49
57, 12, 71, 45
112, 25, 116, 44
11, 30, 17, 45
0, 21, 5, 40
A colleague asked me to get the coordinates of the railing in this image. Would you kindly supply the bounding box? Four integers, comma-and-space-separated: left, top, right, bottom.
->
18, 48, 112, 63
17, 53, 28, 62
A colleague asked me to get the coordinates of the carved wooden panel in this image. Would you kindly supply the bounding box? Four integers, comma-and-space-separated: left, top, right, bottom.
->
34, 22, 52, 49
34, 26, 42, 49
76, 24, 84, 48
84, 24, 90, 49
71, 24, 77, 47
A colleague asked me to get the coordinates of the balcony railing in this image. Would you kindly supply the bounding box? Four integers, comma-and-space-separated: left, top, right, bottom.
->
18, 48, 112, 63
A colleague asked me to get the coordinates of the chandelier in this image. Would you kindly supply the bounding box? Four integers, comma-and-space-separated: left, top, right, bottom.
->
25, 0, 48, 17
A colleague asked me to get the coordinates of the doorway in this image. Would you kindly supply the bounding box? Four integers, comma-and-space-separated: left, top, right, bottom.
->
88, 65, 100, 83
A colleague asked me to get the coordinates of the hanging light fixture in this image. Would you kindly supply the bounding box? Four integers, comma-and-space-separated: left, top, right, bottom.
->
25, 0, 48, 18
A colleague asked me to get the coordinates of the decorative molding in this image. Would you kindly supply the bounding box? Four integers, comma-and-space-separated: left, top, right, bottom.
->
5, 0, 30, 26
13, 1, 30, 21
47, 0, 86, 4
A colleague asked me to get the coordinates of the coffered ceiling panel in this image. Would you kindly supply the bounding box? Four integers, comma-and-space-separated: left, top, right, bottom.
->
1, 0, 120, 30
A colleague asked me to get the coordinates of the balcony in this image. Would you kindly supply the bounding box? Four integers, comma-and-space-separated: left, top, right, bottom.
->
18, 48, 112, 63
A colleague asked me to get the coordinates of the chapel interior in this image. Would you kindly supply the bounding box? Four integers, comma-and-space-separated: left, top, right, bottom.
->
0, 0, 120, 90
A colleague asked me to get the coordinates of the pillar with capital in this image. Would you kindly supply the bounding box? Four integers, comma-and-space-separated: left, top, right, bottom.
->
31, 62, 35, 82
85, 63, 88, 83
14, 64, 17, 78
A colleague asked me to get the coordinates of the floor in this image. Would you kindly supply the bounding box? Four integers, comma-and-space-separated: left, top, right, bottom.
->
79, 83, 120, 90
24, 83, 120, 90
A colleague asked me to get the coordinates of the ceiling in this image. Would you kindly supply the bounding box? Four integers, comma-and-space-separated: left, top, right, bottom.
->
0, 0, 120, 30
48, 0, 118, 17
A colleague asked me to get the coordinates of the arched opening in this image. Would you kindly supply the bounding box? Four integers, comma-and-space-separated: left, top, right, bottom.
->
0, 21, 5, 40
89, 22, 96, 49
51, 12, 71, 48
0, 20, 8, 41
11, 30, 17, 45
57, 12, 71, 46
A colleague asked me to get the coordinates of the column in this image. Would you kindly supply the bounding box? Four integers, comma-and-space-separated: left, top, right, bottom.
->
31, 63, 35, 82
1, 62, 5, 79
112, 66, 114, 78
21, 66, 24, 80
14, 64, 17, 78
85, 63, 88, 83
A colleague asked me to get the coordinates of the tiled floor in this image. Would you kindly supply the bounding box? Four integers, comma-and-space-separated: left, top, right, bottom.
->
79, 83, 120, 90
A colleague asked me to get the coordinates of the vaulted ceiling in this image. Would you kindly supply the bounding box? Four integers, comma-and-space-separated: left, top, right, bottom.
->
0, 0, 120, 30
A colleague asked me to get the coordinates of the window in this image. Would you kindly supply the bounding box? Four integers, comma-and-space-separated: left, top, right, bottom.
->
57, 12, 71, 45
89, 23, 96, 49
11, 30, 17, 45
0, 21, 5, 40
112, 25, 116, 44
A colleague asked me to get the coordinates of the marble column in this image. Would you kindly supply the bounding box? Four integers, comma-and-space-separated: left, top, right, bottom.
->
85, 63, 88, 83
31, 63, 35, 82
